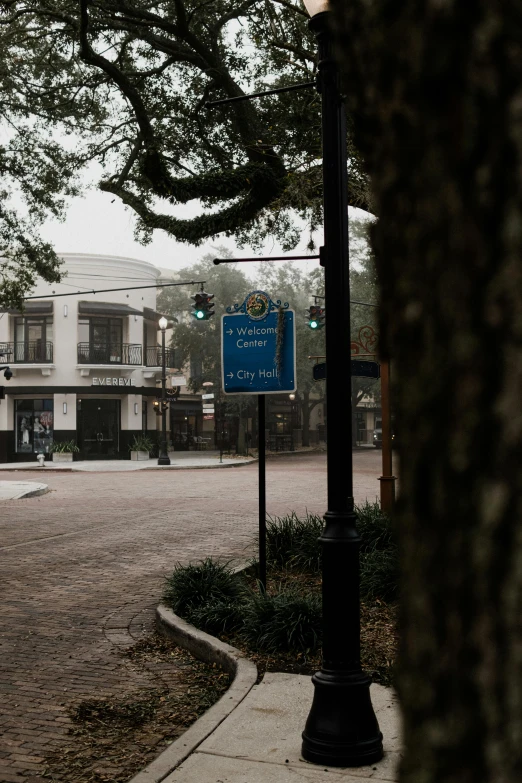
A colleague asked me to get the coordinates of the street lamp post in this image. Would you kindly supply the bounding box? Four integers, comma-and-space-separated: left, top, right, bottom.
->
157, 316, 171, 466
301, 0, 383, 767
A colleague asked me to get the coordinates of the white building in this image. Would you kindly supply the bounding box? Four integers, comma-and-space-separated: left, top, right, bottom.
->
0, 253, 183, 462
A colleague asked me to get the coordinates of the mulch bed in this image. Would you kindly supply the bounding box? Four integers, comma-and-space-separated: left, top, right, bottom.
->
42, 635, 230, 783
42, 571, 397, 782
227, 569, 397, 688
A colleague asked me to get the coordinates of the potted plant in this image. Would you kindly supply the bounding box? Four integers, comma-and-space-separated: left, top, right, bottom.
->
49, 440, 80, 463
129, 434, 154, 461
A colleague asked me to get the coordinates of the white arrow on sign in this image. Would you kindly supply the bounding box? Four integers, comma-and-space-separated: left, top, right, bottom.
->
227, 372, 234, 378
227, 329, 233, 335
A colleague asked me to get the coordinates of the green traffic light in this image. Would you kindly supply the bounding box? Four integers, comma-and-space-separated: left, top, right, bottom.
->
195, 310, 205, 319
309, 320, 319, 329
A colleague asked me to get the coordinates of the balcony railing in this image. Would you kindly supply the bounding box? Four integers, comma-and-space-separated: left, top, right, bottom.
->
77, 343, 142, 365
145, 345, 177, 368
0, 341, 53, 363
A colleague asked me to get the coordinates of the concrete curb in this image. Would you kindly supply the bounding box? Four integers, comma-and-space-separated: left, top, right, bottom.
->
140, 461, 254, 471
0, 461, 254, 473
0, 481, 50, 499
17, 485, 50, 499
127, 604, 258, 783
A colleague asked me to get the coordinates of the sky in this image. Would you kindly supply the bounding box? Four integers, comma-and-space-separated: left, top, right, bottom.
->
38, 170, 324, 283
38, 181, 370, 284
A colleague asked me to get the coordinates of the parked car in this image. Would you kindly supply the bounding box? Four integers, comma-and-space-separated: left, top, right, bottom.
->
373, 428, 396, 449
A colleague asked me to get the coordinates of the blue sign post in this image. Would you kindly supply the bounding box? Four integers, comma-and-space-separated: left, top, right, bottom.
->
221, 302, 296, 395
221, 291, 296, 594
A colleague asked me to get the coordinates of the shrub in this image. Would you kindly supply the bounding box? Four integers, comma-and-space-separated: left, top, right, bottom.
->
360, 547, 399, 602
189, 598, 246, 636
289, 514, 324, 572
264, 512, 323, 571
163, 559, 245, 617
49, 439, 80, 453
242, 589, 322, 653
262, 505, 398, 601
355, 501, 394, 553
129, 434, 154, 453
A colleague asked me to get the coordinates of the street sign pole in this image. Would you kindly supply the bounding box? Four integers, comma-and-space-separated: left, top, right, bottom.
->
258, 394, 266, 593
222, 291, 296, 595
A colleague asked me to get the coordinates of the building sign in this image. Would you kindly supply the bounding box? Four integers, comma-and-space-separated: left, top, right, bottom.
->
92, 377, 136, 387
169, 375, 187, 387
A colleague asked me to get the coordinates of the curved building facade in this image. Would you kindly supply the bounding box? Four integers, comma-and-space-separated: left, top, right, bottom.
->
0, 254, 176, 462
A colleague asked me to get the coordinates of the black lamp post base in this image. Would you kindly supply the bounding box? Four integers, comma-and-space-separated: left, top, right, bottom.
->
157, 456, 171, 465
302, 670, 383, 767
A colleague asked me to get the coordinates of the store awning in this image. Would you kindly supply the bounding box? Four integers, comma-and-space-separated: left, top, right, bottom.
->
1, 301, 53, 315
143, 306, 168, 322
78, 301, 143, 317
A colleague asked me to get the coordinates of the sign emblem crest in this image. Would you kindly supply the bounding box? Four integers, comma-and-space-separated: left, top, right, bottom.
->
245, 291, 270, 321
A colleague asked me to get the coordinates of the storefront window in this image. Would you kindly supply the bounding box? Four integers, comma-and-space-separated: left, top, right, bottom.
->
15, 399, 54, 454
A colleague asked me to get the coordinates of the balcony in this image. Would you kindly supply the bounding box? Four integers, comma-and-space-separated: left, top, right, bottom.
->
77, 343, 142, 365
145, 345, 177, 368
0, 341, 53, 363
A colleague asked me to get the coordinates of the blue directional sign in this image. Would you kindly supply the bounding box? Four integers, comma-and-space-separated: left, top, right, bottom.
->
222, 310, 296, 394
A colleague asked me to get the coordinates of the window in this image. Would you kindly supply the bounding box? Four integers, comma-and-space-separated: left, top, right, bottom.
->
14, 317, 53, 362
15, 399, 54, 454
78, 317, 123, 363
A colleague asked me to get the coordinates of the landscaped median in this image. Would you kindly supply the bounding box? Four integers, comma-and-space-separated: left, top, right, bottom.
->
41, 503, 397, 783
159, 502, 398, 689
131, 503, 398, 781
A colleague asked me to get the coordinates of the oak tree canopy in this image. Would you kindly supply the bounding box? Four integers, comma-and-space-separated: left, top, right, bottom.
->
0, 1, 368, 305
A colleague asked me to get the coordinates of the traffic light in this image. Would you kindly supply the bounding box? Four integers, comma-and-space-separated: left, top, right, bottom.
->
191, 290, 215, 321
153, 399, 169, 414
308, 305, 325, 330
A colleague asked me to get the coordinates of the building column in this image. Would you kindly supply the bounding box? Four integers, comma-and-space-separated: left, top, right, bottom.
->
53, 394, 77, 444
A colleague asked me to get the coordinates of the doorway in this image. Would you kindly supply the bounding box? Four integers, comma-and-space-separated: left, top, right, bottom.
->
78, 399, 120, 458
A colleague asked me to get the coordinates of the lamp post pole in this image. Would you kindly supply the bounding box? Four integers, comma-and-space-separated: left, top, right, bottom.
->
301, 1, 383, 767
157, 318, 171, 466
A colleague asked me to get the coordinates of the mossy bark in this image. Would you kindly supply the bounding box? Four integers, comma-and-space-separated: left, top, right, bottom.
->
329, 2, 522, 782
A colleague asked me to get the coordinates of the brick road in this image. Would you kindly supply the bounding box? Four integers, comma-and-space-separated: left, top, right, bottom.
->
0, 450, 387, 782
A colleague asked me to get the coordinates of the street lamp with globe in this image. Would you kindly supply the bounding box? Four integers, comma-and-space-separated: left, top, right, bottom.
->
157, 316, 171, 466
300, 0, 383, 768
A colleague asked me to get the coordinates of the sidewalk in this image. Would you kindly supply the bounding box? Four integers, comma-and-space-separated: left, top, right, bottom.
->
160, 673, 400, 783
130, 607, 401, 783
0, 450, 254, 472
0, 479, 49, 499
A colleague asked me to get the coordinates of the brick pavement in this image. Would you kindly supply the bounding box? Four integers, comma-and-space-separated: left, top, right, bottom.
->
0, 451, 388, 782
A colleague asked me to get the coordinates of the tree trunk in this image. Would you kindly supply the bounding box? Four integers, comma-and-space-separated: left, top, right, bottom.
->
330, 2, 522, 782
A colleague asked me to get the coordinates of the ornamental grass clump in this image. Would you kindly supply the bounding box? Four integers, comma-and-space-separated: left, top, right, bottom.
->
355, 501, 395, 553
189, 598, 246, 636
242, 589, 322, 654
163, 559, 245, 620
262, 504, 398, 602
265, 512, 323, 571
